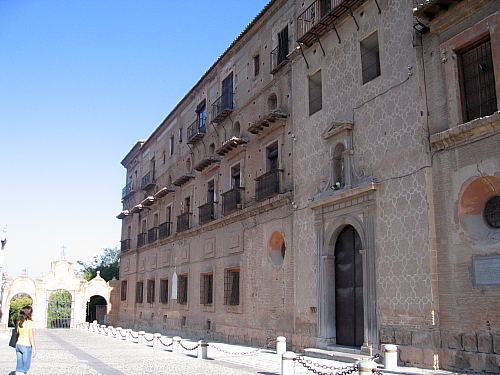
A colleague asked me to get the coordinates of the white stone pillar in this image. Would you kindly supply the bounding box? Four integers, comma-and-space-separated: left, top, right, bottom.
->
172, 336, 181, 353
153, 333, 161, 349
358, 360, 377, 375
276, 336, 286, 355
384, 344, 398, 370
138, 331, 145, 345
281, 351, 296, 375
197, 340, 208, 359
126, 329, 132, 342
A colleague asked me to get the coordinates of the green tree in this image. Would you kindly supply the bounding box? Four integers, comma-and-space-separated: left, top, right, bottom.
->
8, 294, 33, 327
77, 247, 120, 281
47, 290, 72, 328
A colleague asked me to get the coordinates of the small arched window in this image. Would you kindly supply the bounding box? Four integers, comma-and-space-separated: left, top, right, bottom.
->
268, 93, 278, 111
209, 143, 215, 155
268, 231, 285, 267
232, 122, 241, 138
332, 143, 345, 189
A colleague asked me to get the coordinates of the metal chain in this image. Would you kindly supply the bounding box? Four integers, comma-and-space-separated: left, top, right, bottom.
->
158, 337, 173, 347
208, 336, 277, 357
179, 341, 199, 351
130, 332, 139, 339
296, 357, 354, 371
143, 335, 155, 343
119, 330, 127, 338
294, 356, 358, 375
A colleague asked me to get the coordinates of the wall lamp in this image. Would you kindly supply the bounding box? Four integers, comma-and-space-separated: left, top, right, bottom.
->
413, 20, 430, 34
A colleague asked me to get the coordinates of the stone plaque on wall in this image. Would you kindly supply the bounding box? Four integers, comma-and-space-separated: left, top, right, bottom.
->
473, 255, 500, 287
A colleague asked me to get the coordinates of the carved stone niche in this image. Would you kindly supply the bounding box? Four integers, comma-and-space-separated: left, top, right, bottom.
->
320, 121, 354, 193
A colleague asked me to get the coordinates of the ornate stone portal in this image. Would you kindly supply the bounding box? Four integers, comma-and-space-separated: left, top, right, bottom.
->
0, 259, 114, 328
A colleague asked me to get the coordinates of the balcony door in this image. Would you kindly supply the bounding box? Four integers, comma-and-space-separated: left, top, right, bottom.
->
222, 73, 233, 111
231, 164, 241, 189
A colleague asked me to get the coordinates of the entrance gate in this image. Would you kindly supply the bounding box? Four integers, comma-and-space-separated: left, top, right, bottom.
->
46, 290, 73, 328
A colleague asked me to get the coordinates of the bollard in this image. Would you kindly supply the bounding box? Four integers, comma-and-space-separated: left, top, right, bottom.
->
138, 331, 145, 345
101, 325, 107, 336
126, 329, 132, 342
276, 336, 287, 356
384, 344, 398, 370
281, 351, 296, 375
197, 340, 208, 359
358, 360, 377, 375
153, 333, 162, 349
172, 336, 182, 353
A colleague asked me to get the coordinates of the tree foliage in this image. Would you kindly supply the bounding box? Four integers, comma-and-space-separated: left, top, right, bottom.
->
47, 290, 72, 328
77, 247, 120, 281
8, 293, 33, 327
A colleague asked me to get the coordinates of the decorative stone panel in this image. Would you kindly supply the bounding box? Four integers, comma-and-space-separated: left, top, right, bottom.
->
394, 329, 412, 346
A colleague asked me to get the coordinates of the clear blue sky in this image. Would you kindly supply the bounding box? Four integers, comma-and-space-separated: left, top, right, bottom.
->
0, 0, 269, 277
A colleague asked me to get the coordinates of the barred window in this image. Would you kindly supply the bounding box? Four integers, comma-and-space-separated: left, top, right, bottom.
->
121, 280, 127, 301
200, 273, 213, 305
178, 274, 188, 305
160, 279, 168, 304
146, 279, 155, 304
135, 281, 143, 304
254, 54, 260, 77
224, 268, 240, 306
459, 37, 497, 122
361, 32, 381, 84
308, 70, 322, 115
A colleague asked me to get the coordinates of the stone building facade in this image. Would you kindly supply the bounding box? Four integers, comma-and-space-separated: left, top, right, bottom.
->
115, 0, 500, 372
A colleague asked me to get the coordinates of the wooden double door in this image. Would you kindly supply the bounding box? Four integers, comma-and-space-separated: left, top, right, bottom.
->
334, 225, 364, 347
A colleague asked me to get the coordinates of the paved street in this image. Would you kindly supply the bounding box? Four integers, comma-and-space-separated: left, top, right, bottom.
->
0, 329, 470, 375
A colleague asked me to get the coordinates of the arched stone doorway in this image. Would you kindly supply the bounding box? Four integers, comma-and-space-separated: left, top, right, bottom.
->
86, 295, 107, 324
334, 225, 364, 347
7, 293, 33, 327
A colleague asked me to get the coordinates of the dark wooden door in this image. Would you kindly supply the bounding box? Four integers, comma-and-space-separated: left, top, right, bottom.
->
335, 225, 364, 347
222, 73, 233, 111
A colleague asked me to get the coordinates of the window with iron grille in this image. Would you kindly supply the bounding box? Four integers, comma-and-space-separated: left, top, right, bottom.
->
121, 280, 127, 301
178, 274, 188, 305
200, 273, 213, 305
266, 142, 279, 171
254, 54, 260, 76
146, 279, 155, 304
309, 70, 322, 115
160, 279, 168, 304
135, 281, 143, 304
224, 268, 240, 306
277, 26, 289, 65
361, 32, 381, 84
459, 37, 497, 122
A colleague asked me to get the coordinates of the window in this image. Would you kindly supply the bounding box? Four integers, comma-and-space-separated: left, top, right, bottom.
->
459, 37, 497, 122
197, 100, 207, 131
147, 279, 155, 304
200, 273, 214, 305
231, 164, 241, 189
184, 196, 191, 213
166, 205, 172, 223
222, 73, 234, 111
179, 127, 183, 143
224, 268, 240, 305
332, 143, 345, 188
309, 70, 322, 115
254, 54, 260, 76
135, 281, 143, 304
484, 196, 500, 229
150, 158, 156, 180
277, 26, 289, 65
268, 93, 277, 111
207, 180, 215, 203
170, 135, 175, 156
160, 279, 169, 304
266, 142, 279, 171
178, 274, 188, 304
361, 32, 381, 84
121, 280, 127, 301
163, 151, 166, 164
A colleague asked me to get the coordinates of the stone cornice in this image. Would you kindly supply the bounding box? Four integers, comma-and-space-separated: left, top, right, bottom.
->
430, 112, 500, 152
310, 182, 378, 210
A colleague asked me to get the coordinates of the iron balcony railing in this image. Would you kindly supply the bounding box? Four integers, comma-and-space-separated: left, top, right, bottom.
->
222, 187, 244, 216
122, 182, 134, 199
199, 202, 215, 225
159, 222, 172, 239
137, 232, 147, 248
211, 93, 233, 123
148, 227, 158, 243
141, 171, 155, 190
270, 40, 290, 74
187, 116, 207, 144
256, 169, 282, 201
120, 239, 131, 252
177, 212, 191, 233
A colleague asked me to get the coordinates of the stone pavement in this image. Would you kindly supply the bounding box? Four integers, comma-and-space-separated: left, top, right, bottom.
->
0, 329, 470, 375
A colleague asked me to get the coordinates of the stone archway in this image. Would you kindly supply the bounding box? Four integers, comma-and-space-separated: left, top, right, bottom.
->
1, 259, 113, 328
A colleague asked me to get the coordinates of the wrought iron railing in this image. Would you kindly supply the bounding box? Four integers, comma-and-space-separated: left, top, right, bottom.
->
137, 233, 147, 248
120, 239, 131, 252
270, 40, 290, 73
177, 212, 191, 233
211, 93, 233, 122
159, 222, 172, 239
187, 116, 207, 143
222, 187, 244, 216
199, 202, 215, 225
141, 171, 154, 189
256, 169, 282, 201
147, 227, 158, 243
297, 0, 343, 40
122, 183, 134, 199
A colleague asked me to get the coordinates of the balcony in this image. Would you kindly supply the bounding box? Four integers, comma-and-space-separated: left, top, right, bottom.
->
413, 0, 461, 19
137, 233, 147, 248
122, 182, 135, 200
270, 41, 290, 74
216, 136, 248, 156
177, 212, 191, 233
222, 187, 244, 216
187, 117, 207, 144
148, 227, 158, 243
211, 93, 233, 124
173, 173, 195, 187
297, 0, 361, 47
120, 239, 131, 252
141, 171, 155, 190
256, 169, 282, 201
159, 222, 172, 239
199, 202, 215, 225
194, 155, 220, 172
248, 110, 287, 135
154, 186, 175, 199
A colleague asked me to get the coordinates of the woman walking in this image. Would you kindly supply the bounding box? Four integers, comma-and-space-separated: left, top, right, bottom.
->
15, 306, 36, 375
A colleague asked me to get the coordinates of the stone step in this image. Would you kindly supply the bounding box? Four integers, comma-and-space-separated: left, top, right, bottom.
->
303, 347, 372, 363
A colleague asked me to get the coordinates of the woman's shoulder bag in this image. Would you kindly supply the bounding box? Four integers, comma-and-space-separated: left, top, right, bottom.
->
8, 324, 19, 348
